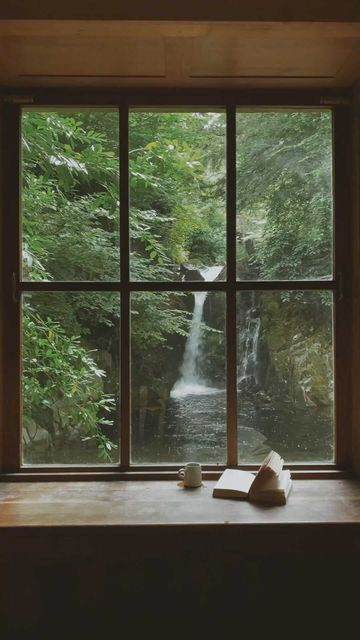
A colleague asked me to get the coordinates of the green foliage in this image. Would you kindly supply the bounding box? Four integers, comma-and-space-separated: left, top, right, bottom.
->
236, 110, 333, 280
23, 307, 117, 461
129, 111, 226, 276
22, 110, 122, 460
22, 110, 119, 282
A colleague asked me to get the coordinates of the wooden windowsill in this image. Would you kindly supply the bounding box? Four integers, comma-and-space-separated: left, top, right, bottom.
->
0, 478, 360, 535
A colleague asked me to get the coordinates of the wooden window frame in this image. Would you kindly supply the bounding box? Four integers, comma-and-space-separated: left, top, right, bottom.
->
0, 88, 352, 480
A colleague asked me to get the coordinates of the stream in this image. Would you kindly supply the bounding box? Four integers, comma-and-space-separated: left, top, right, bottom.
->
133, 390, 333, 464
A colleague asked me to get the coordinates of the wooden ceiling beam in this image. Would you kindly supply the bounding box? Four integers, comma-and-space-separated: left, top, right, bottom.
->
0, 1, 360, 22
1, 19, 360, 88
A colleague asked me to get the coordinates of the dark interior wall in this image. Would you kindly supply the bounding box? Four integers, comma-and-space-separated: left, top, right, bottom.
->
1, 1, 360, 21
1, 527, 359, 638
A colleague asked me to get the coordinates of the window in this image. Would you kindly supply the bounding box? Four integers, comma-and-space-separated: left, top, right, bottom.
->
0, 92, 351, 475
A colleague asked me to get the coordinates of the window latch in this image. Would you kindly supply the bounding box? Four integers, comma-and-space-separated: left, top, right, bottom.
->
12, 272, 19, 304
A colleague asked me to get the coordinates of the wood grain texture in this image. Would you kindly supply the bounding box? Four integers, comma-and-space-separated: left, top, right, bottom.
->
0, 479, 360, 531
1, 21, 360, 88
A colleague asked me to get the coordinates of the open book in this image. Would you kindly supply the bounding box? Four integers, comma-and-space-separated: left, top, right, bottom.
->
212, 450, 292, 505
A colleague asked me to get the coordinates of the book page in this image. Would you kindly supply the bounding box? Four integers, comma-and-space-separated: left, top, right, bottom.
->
259, 450, 283, 477
249, 450, 283, 495
213, 469, 255, 496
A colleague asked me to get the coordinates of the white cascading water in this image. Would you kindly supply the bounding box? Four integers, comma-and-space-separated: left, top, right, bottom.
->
238, 315, 261, 383
171, 266, 222, 399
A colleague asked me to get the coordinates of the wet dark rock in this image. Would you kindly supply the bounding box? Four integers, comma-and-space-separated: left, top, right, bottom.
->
238, 376, 259, 392
237, 376, 272, 404
179, 264, 205, 281
255, 390, 272, 404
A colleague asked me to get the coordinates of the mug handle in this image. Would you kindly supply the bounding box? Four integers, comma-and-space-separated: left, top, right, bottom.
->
178, 468, 185, 480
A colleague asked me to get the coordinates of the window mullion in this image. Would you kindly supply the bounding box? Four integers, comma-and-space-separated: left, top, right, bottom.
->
120, 104, 130, 468
226, 104, 238, 466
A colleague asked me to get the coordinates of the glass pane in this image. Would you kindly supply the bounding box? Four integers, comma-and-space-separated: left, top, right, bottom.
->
22, 292, 120, 465
236, 110, 333, 280
237, 291, 334, 463
131, 291, 226, 463
21, 108, 119, 281
129, 110, 226, 282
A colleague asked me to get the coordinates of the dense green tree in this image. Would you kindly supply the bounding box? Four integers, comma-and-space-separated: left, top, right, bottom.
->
236, 110, 332, 280
129, 111, 226, 275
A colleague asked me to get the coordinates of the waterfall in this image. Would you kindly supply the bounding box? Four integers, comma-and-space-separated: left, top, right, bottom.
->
238, 298, 261, 384
171, 266, 222, 398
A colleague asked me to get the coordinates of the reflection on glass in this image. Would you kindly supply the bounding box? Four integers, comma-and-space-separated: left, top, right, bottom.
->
129, 110, 226, 281
236, 110, 333, 280
237, 291, 334, 463
22, 292, 120, 465
21, 108, 119, 281
131, 291, 226, 463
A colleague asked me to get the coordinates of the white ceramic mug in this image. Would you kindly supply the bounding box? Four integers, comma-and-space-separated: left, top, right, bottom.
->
178, 462, 202, 488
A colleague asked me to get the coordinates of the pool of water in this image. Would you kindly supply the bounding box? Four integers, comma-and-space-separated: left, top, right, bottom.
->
24, 387, 333, 465
132, 388, 333, 464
